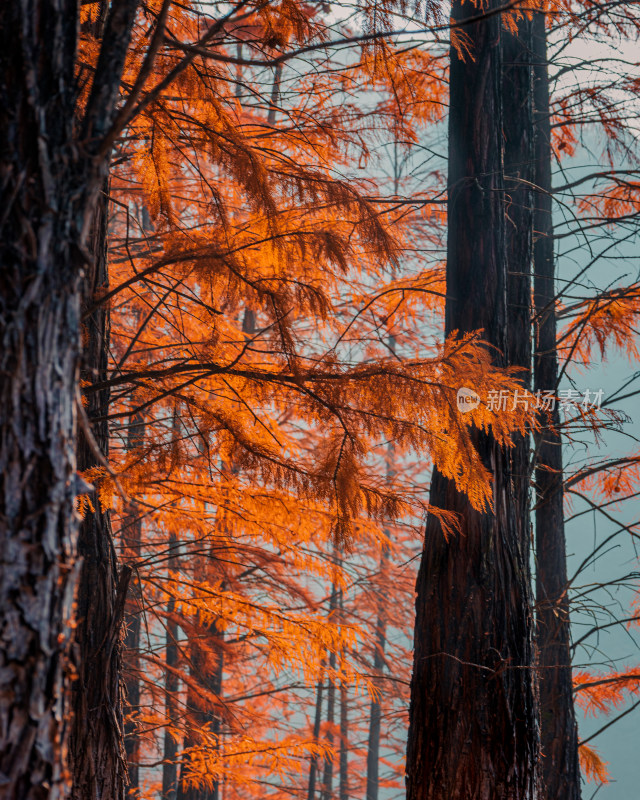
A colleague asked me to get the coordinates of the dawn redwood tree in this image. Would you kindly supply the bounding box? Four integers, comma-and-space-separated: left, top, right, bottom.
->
405, 2, 539, 798
0, 2, 430, 795
0, 1, 138, 796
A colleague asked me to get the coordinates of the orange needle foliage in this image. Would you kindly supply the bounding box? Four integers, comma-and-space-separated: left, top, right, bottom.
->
75, 1, 541, 797
74, 0, 640, 795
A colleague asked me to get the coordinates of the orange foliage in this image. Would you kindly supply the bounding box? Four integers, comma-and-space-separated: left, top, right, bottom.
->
74, 0, 640, 795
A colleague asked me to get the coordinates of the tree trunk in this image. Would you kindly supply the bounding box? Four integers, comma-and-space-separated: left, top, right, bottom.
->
338, 628, 348, 800
0, 9, 83, 794
70, 184, 130, 800
405, 2, 538, 798
122, 413, 146, 796
176, 620, 224, 800
320, 585, 338, 800
532, 10, 582, 799
338, 683, 348, 800
163, 533, 180, 800
365, 531, 390, 800
307, 669, 325, 800
503, 8, 534, 552
366, 363, 394, 800
0, 2, 140, 796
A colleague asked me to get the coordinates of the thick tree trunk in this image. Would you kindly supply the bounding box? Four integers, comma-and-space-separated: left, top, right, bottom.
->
0, 6, 89, 795
532, 11, 582, 799
0, 44, 83, 797
405, 3, 538, 798
0, 2, 140, 796
503, 10, 534, 552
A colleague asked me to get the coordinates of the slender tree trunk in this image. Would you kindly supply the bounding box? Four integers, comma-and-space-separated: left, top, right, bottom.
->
339, 682, 348, 800
405, 2, 538, 798
122, 413, 146, 795
321, 585, 338, 800
163, 532, 180, 800
338, 590, 348, 800
307, 669, 325, 800
532, 11, 582, 799
267, 64, 282, 126
70, 183, 130, 800
365, 569, 386, 800
365, 494, 392, 800
366, 338, 395, 800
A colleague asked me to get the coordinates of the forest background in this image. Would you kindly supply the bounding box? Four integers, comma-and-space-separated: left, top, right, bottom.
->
1, 0, 640, 799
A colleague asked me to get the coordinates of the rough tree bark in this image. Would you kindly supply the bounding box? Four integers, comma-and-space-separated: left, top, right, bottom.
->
0, 8, 83, 795
405, 2, 539, 798
532, 10, 582, 799
0, 2, 139, 796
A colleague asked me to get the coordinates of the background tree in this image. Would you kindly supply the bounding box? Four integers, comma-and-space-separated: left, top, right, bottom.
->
405, 1, 539, 798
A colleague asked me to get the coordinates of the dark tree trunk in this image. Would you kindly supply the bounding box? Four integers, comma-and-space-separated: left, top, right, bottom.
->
320, 585, 338, 800
163, 533, 180, 800
70, 185, 130, 800
405, 2, 538, 798
365, 542, 388, 800
0, 2, 139, 796
503, 9, 534, 552
0, 8, 83, 796
307, 669, 325, 800
532, 11, 582, 799
176, 621, 224, 800
338, 642, 348, 800
122, 413, 146, 796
